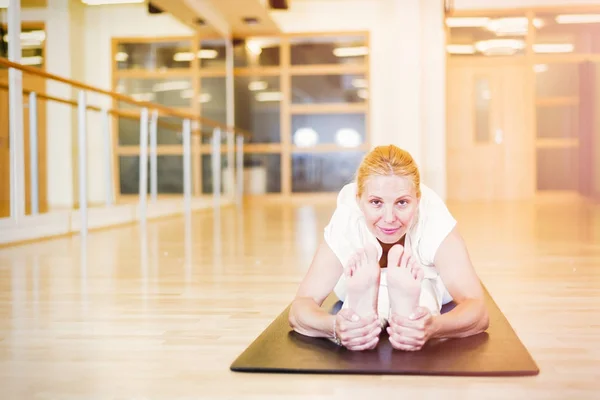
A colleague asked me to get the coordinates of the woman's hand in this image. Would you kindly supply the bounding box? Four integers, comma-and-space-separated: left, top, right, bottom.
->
387, 307, 437, 351
334, 309, 382, 351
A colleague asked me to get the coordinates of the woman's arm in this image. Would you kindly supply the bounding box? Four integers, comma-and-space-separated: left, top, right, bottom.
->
288, 240, 344, 338
430, 226, 489, 339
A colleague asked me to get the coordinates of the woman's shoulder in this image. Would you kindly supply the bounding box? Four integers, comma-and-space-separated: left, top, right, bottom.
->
411, 183, 457, 266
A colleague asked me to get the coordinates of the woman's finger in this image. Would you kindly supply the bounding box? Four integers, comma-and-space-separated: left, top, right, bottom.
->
348, 335, 380, 351
345, 324, 381, 346
341, 318, 381, 341
389, 334, 422, 351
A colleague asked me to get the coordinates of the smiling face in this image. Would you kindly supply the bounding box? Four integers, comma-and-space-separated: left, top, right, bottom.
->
357, 174, 419, 245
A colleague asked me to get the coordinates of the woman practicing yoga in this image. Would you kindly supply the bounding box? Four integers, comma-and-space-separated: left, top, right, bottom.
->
288, 145, 489, 351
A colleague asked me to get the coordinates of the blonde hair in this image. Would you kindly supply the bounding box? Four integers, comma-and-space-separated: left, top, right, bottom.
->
356, 145, 421, 198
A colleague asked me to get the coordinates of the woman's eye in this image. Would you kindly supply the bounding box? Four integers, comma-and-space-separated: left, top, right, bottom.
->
397, 200, 408, 206
370, 200, 381, 206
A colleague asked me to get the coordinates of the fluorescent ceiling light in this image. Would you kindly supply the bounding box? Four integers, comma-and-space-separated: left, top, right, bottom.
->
333, 46, 368, 57
475, 39, 525, 55
197, 49, 218, 59
533, 43, 574, 53
352, 78, 368, 88
82, 0, 144, 5
446, 44, 475, 54
173, 52, 194, 62
246, 41, 263, 55
446, 17, 490, 27
115, 52, 128, 62
485, 17, 543, 36
293, 128, 318, 148
335, 128, 361, 148
248, 81, 268, 91
357, 89, 368, 100
556, 14, 600, 24
198, 93, 212, 103
256, 91, 282, 102
152, 81, 191, 92
131, 93, 155, 102
20, 56, 43, 66
180, 89, 194, 99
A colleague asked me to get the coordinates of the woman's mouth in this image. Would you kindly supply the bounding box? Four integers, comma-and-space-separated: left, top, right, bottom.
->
378, 226, 400, 235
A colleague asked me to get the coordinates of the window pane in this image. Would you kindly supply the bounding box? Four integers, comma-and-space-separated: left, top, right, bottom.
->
291, 74, 367, 104
534, 13, 597, 54
201, 153, 227, 194
475, 78, 491, 143
234, 37, 280, 67
446, 16, 529, 57
118, 116, 184, 146
200, 77, 226, 125
199, 39, 226, 69
235, 76, 281, 143
535, 63, 579, 98
290, 35, 367, 65
536, 106, 578, 139
116, 40, 192, 70
292, 113, 365, 147
536, 148, 579, 190
227, 153, 281, 194
292, 152, 364, 192
0, 27, 45, 68
119, 155, 185, 194
116, 78, 193, 109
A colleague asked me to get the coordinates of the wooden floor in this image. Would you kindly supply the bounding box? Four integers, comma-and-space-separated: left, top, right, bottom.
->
0, 197, 599, 399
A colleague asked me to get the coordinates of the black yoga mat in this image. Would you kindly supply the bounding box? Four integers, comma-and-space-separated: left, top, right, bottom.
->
230, 288, 539, 376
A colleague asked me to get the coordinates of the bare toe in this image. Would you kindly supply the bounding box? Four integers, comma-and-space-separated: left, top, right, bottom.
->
387, 244, 404, 269
364, 243, 379, 264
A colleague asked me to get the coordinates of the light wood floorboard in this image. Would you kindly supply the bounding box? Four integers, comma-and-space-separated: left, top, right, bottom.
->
0, 198, 599, 399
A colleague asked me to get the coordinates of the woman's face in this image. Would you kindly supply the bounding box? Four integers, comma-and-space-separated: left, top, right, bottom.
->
357, 175, 419, 244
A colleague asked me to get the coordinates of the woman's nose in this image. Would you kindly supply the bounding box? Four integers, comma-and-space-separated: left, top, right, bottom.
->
383, 206, 395, 223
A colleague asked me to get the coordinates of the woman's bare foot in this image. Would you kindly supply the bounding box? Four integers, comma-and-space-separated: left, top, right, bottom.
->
386, 244, 424, 317
344, 243, 380, 318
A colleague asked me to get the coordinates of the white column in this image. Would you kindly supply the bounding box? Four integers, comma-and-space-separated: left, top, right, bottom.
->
29, 92, 39, 215
7, 0, 25, 222
420, 0, 447, 199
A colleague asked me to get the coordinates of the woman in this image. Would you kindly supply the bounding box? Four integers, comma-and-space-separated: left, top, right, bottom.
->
288, 145, 489, 351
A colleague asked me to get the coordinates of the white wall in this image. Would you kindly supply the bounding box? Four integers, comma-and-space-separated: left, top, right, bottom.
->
19, 1, 193, 207
21, 0, 448, 202
271, 0, 447, 197
83, 4, 193, 204
453, 0, 600, 9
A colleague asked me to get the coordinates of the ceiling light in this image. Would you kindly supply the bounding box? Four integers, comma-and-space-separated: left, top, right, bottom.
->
556, 14, 600, 24
173, 52, 194, 62
333, 46, 368, 57
197, 49, 218, 59
293, 128, 318, 148
248, 81, 268, 91
446, 17, 490, 28
246, 40, 263, 55
335, 128, 361, 148
152, 81, 191, 92
180, 89, 194, 99
256, 91, 282, 102
533, 43, 574, 53
81, 0, 144, 5
534, 64, 548, 73
115, 52, 128, 62
485, 17, 543, 36
475, 39, 525, 55
446, 44, 476, 54
357, 89, 368, 100
198, 93, 212, 103
352, 78, 368, 88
